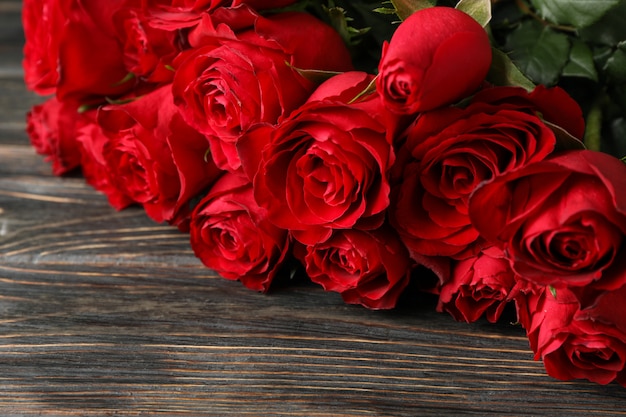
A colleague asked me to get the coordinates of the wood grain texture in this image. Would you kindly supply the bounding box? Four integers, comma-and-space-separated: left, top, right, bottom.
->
2, 1, 626, 415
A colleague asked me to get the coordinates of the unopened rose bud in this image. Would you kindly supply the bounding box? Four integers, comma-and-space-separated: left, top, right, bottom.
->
377, 6, 492, 114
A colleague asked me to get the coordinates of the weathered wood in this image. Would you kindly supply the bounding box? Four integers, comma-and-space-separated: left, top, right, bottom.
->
0, 0, 42, 148
2, 1, 626, 415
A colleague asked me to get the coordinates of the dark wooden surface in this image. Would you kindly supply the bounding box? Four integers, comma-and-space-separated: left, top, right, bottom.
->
2, 1, 626, 415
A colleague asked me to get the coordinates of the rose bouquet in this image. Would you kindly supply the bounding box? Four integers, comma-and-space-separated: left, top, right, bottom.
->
22, 0, 626, 388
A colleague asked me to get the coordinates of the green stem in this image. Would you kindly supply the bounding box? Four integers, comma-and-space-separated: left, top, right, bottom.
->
584, 95, 604, 152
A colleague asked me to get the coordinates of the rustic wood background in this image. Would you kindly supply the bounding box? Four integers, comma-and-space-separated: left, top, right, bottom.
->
2, 0, 626, 415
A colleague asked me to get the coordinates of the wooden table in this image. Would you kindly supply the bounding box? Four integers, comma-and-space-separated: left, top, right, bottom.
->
2, 1, 626, 415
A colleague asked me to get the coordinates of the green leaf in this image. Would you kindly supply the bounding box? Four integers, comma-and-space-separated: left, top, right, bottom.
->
286, 61, 343, 85
104, 96, 142, 106
111, 72, 135, 87
456, 0, 491, 27
529, 0, 620, 28
562, 38, 599, 82
549, 286, 557, 298
487, 48, 535, 91
505, 20, 570, 86
604, 41, 626, 84
390, 0, 434, 20
610, 117, 626, 157
579, 1, 626, 46
543, 120, 586, 151
592, 45, 614, 71
77, 103, 97, 113
373, 7, 398, 15
325, 6, 370, 46
348, 74, 378, 104
611, 82, 626, 108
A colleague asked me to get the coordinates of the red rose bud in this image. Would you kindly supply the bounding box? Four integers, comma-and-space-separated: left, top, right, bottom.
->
26, 97, 86, 176
469, 150, 626, 306
377, 6, 491, 114
437, 246, 517, 323
23, 0, 135, 103
112, 7, 182, 84
294, 227, 412, 310
515, 286, 626, 387
77, 122, 135, 211
189, 173, 290, 293
22, 0, 63, 95
98, 85, 222, 228
172, 11, 353, 174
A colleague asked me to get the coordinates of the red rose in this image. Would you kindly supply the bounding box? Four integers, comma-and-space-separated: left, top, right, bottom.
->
469, 150, 626, 303
189, 173, 289, 292
26, 97, 85, 175
98, 85, 222, 228
437, 246, 516, 323
22, 0, 135, 103
166, 0, 295, 11
390, 86, 582, 260
172, 11, 353, 173
77, 122, 135, 211
516, 286, 626, 386
112, 6, 182, 84
241, 72, 395, 245
22, 0, 64, 94
133, 1, 257, 34
294, 226, 412, 310
376, 6, 491, 114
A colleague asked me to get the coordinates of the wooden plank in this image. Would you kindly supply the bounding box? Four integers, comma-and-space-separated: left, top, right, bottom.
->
0, 0, 39, 146
0, 80, 41, 146
0, 0, 26, 79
